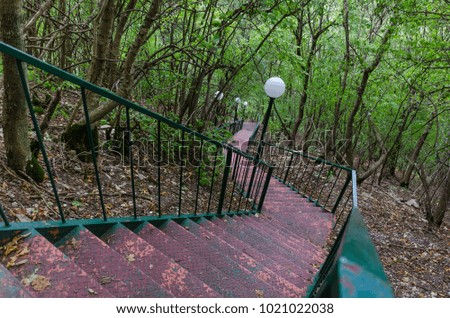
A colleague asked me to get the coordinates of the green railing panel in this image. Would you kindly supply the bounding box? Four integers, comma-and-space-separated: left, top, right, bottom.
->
310, 207, 393, 297
0, 41, 272, 226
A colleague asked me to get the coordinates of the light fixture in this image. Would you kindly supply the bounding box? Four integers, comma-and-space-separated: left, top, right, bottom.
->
264, 77, 286, 99
214, 91, 224, 101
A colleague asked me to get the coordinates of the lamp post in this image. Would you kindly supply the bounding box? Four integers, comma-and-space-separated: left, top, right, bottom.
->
257, 77, 285, 158
242, 101, 248, 119
247, 77, 285, 197
234, 97, 241, 122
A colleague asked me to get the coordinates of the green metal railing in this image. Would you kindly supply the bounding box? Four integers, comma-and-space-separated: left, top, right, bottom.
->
0, 41, 272, 226
250, 136, 393, 297
260, 142, 353, 219
307, 171, 393, 297
216, 120, 244, 138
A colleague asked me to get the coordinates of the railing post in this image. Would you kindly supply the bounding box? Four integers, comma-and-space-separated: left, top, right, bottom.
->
331, 171, 352, 214
0, 204, 10, 227
217, 149, 233, 215
16, 60, 66, 223
257, 166, 273, 212
125, 106, 137, 219
283, 152, 294, 183
81, 88, 107, 221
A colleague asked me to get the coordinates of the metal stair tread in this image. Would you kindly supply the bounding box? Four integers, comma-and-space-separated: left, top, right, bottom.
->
1, 230, 113, 297
180, 218, 305, 297
135, 222, 253, 297
160, 219, 282, 298
55, 226, 169, 297
99, 223, 220, 297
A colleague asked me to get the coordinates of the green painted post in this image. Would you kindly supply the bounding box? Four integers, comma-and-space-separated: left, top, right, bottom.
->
257, 166, 273, 212
217, 150, 233, 215
0, 203, 10, 227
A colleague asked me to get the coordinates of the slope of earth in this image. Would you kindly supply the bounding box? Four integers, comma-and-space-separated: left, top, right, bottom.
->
358, 181, 449, 298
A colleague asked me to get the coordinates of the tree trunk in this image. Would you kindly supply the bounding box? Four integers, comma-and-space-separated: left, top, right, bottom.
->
84, 0, 116, 111
431, 165, 450, 228
344, 22, 394, 166
400, 119, 432, 187
83, 0, 161, 124
329, 0, 350, 159
0, 0, 32, 172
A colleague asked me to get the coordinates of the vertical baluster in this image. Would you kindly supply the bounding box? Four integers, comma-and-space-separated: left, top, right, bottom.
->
0, 203, 10, 227
295, 156, 308, 192
227, 153, 243, 212
80, 88, 107, 221
235, 157, 248, 211
125, 106, 137, 219
157, 121, 162, 217
334, 192, 352, 229
283, 152, 294, 183
287, 154, 300, 185
316, 164, 333, 207
178, 130, 185, 217
257, 165, 273, 212
303, 159, 316, 197
194, 140, 204, 215
331, 172, 352, 214
324, 167, 342, 209
237, 156, 252, 210
312, 162, 326, 202
206, 147, 219, 213
217, 149, 232, 215
254, 164, 266, 206
16, 60, 65, 223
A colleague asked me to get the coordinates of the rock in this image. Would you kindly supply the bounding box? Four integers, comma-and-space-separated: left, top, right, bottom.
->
16, 214, 32, 222
405, 199, 420, 209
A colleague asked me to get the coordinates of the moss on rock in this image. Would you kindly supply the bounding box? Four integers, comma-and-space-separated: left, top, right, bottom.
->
26, 156, 45, 183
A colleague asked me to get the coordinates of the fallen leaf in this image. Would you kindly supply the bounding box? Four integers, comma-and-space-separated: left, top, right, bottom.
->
1, 232, 31, 256
16, 246, 30, 258
22, 274, 51, 291
125, 254, 135, 262
69, 237, 81, 249
32, 276, 51, 291
255, 289, 264, 298
6, 256, 18, 268
100, 276, 114, 285
88, 288, 98, 295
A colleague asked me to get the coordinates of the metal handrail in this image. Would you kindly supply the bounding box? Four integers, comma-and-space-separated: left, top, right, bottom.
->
0, 41, 272, 226
308, 171, 393, 297
255, 139, 393, 297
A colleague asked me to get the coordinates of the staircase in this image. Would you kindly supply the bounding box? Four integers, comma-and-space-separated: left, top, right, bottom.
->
0, 122, 331, 297
0, 41, 392, 298
0, 196, 330, 297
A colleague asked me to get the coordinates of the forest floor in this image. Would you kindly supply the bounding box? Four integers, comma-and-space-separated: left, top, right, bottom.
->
358, 180, 449, 297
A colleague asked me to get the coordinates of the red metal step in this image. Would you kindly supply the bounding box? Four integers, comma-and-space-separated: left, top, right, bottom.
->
160, 220, 282, 298
261, 203, 332, 246
0, 263, 32, 297
1, 230, 112, 297
99, 223, 220, 297
240, 214, 326, 263
55, 226, 169, 297
180, 218, 305, 297
212, 216, 318, 276
136, 222, 253, 297
197, 217, 311, 290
